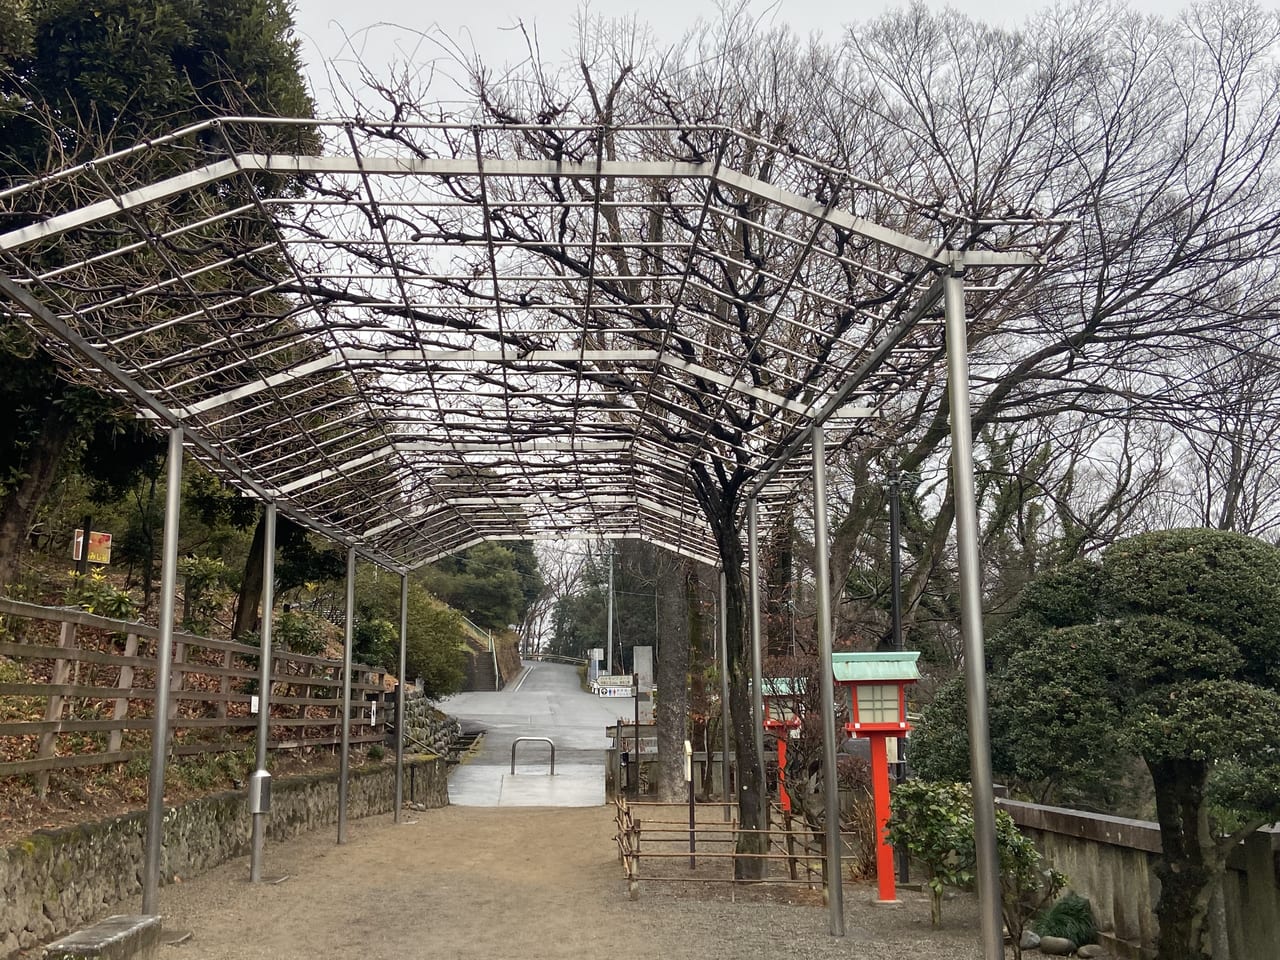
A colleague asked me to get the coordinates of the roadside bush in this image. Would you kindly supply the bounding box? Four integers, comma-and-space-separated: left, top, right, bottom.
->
64, 569, 137, 619
886, 780, 976, 924
889, 778, 1067, 942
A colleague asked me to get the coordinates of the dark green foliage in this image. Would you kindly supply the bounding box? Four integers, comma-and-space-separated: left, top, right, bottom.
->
913, 528, 1280, 960
548, 541, 666, 666
0, 0, 314, 589
1035, 892, 1098, 946
353, 618, 397, 671
79, 421, 168, 506
356, 569, 467, 698
271, 609, 327, 656
185, 471, 260, 533
1101, 530, 1280, 685
273, 519, 346, 592
420, 541, 541, 631
1017, 560, 1103, 630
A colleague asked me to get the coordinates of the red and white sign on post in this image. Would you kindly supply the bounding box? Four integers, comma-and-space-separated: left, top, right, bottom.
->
72, 529, 113, 565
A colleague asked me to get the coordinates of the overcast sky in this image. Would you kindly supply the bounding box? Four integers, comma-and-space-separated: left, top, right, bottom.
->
290, 0, 1187, 114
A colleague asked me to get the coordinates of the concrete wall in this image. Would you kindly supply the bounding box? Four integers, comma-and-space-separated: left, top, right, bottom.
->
1, 756, 449, 958
1001, 799, 1280, 959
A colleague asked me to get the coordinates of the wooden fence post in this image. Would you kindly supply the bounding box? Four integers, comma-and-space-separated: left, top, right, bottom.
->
107, 632, 139, 754
217, 646, 233, 719
35, 620, 78, 798
165, 641, 185, 755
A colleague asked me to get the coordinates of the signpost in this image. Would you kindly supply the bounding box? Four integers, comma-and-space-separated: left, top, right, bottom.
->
72, 528, 112, 565
595, 675, 635, 697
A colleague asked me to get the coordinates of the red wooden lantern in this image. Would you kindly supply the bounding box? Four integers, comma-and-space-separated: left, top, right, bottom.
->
832, 651, 921, 903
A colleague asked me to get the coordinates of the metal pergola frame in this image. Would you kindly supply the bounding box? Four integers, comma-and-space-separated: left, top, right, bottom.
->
1, 116, 1063, 958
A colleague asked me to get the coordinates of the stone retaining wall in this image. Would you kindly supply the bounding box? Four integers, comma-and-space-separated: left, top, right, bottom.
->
1, 755, 449, 958
399, 693, 460, 755
1001, 799, 1280, 959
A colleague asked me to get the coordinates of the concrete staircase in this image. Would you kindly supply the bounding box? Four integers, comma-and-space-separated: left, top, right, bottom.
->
463, 650, 499, 692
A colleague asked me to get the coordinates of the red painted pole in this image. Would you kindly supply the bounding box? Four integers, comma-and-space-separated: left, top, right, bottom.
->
870, 734, 897, 902
777, 737, 791, 812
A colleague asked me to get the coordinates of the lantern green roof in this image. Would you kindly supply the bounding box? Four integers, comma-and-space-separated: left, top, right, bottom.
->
760, 677, 806, 697
831, 651, 922, 683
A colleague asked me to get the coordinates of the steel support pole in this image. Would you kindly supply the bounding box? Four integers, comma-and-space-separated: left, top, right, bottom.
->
394, 572, 408, 821
944, 270, 1002, 960
888, 472, 910, 883
338, 546, 355, 844
249, 502, 276, 882
812, 426, 845, 936
718, 570, 732, 821
142, 426, 183, 916
605, 542, 615, 674
747, 499, 767, 824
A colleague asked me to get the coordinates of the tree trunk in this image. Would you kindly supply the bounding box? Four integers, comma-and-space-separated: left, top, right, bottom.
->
0, 405, 76, 592
765, 505, 794, 657
653, 553, 690, 801
232, 510, 267, 638
1149, 758, 1217, 960
702, 494, 768, 880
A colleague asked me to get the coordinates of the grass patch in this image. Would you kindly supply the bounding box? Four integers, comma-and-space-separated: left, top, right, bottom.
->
1035, 892, 1098, 945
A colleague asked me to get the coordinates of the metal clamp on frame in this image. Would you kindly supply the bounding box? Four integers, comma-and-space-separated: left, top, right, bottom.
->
248, 769, 272, 815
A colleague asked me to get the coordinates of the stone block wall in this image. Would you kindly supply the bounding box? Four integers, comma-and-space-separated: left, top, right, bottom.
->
1, 755, 448, 958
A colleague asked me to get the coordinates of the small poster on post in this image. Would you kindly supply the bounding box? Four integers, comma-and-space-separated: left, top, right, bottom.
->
72, 529, 113, 564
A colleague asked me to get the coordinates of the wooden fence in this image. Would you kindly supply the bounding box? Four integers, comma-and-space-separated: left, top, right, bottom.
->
614, 797, 855, 899
0, 597, 387, 791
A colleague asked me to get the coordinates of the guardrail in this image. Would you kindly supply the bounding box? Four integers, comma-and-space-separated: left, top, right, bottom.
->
0, 597, 386, 793
526, 653, 587, 666
510, 736, 556, 775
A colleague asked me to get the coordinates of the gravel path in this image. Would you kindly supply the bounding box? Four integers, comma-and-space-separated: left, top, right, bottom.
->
157, 804, 998, 960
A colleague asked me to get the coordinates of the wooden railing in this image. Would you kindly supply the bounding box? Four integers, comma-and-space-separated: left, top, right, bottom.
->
0, 598, 387, 790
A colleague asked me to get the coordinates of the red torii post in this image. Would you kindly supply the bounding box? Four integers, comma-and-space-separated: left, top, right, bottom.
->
832, 651, 920, 904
